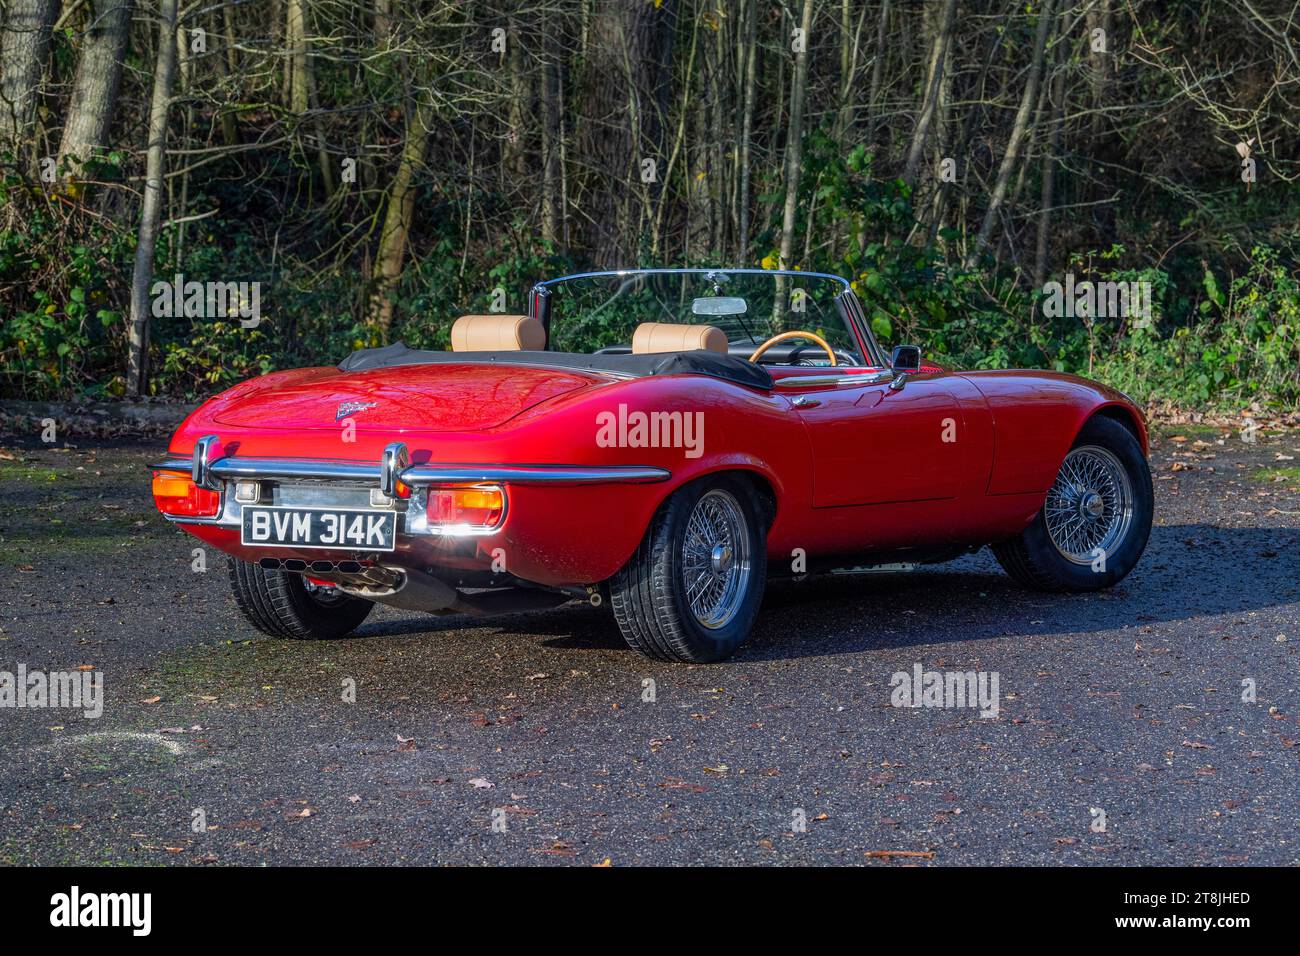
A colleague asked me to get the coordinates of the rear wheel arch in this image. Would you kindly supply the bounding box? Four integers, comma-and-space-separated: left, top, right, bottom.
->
600, 467, 778, 598
732, 469, 778, 530
650, 465, 780, 530
608, 471, 769, 662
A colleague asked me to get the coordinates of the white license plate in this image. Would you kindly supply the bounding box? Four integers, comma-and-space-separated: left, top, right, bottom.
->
240, 507, 396, 551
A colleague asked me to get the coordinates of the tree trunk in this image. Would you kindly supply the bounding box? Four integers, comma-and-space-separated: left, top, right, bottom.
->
367, 92, 434, 339
1084, 0, 1115, 239
504, 20, 528, 183
772, 0, 814, 330
0, 0, 59, 160
57, 0, 134, 189
903, 0, 958, 186
709, 15, 727, 257
866, 0, 891, 144
838, 0, 852, 136
224, 1, 239, 73
173, 14, 196, 270
212, 8, 240, 147
1086, 0, 1111, 143
969, 0, 1056, 265
777, 0, 814, 271
557, 51, 571, 249
685, 55, 709, 260
126, 0, 180, 398
287, 0, 335, 197
1033, 21, 1067, 290
540, 34, 560, 244
735, 0, 757, 262
580, 0, 676, 267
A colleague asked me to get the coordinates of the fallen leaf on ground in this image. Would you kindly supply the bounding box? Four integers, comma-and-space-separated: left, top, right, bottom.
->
538, 841, 576, 857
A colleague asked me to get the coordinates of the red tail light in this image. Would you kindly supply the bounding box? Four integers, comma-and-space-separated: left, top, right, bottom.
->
425, 484, 505, 530
152, 470, 221, 518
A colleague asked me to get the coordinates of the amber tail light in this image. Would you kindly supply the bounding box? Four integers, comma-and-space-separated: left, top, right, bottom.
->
425, 484, 505, 530
152, 470, 221, 518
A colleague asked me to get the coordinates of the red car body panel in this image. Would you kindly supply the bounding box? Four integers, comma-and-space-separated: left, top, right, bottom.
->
209, 363, 599, 432
160, 354, 1147, 589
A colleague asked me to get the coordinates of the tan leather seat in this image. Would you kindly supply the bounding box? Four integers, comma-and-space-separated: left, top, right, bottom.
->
631, 322, 728, 355
451, 314, 545, 352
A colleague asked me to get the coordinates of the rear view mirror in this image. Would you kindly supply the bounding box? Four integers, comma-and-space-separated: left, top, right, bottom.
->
891, 344, 922, 373
693, 296, 748, 316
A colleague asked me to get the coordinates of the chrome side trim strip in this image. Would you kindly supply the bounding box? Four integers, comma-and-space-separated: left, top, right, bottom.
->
401, 464, 670, 485
773, 370, 893, 389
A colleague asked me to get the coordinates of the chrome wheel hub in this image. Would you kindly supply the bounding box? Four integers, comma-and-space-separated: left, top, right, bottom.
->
710, 542, 734, 574
1079, 491, 1105, 519
1044, 445, 1134, 565
682, 489, 752, 630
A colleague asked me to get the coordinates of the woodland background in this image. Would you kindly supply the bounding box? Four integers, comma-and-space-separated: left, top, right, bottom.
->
0, 0, 1297, 409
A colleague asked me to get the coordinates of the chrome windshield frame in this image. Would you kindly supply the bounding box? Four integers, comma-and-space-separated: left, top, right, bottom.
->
528, 267, 888, 368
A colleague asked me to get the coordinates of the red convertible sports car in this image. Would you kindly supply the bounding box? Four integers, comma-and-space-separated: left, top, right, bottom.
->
150, 268, 1153, 662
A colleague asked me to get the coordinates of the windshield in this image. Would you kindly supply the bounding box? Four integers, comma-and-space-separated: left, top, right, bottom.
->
533, 270, 870, 367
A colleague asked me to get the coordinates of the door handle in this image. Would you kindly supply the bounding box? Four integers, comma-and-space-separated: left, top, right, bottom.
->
790, 396, 821, 409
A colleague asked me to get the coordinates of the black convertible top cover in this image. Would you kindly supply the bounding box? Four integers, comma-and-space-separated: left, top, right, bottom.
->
337, 341, 774, 390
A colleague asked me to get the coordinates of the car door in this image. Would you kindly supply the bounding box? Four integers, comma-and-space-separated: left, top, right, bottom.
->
785, 371, 982, 508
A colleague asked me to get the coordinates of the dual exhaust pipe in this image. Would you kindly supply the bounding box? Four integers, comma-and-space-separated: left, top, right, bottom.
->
260, 558, 570, 618
347, 567, 571, 617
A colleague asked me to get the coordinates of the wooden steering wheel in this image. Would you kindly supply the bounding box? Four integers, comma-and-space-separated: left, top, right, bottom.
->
748, 330, 838, 366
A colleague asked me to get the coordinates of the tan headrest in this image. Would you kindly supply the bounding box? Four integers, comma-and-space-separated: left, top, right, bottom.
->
631, 322, 728, 355
451, 314, 545, 352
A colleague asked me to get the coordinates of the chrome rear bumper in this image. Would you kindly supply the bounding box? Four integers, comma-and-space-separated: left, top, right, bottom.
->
149, 437, 671, 530
151, 439, 670, 489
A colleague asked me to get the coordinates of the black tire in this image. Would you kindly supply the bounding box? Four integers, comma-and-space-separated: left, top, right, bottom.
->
608, 475, 767, 663
228, 558, 373, 639
992, 415, 1153, 592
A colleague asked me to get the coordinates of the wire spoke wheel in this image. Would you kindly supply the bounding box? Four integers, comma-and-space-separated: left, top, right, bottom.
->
680, 489, 752, 630
1044, 445, 1134, 565
610, 476, 769, 663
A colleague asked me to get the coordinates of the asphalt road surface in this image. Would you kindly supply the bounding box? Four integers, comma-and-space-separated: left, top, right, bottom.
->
1, 422, 1297, 866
